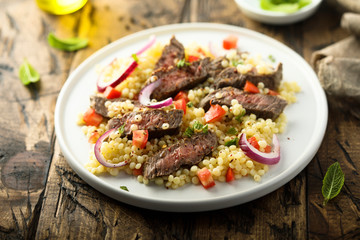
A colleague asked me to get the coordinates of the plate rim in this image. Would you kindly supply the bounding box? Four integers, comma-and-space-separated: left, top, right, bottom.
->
55, 22, 328, 212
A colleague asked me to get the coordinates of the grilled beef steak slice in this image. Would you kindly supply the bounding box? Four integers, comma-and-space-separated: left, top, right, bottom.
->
214, 63, 283, 90
155, 36, 185, 69
207, 56, 226, 78
150, 57, 210, 100
107, 109, 183, 138
143, 131, 218, 179
90, 95, 141, 118
199, 87, 287, 120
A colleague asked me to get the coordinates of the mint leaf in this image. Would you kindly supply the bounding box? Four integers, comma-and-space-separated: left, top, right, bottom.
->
227, 127, 238, 135
118, 124, 125, 135
19, 59, 40, 85
48, 32, 88, 51
322, 162, 345, 206
225, 138, 238, 147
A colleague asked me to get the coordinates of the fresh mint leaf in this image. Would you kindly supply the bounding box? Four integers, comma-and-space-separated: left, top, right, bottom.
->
47, 32, 88, 52
322, 162, 345, 206
186, 102, 194, 108
19, 59, 40, 85
184, 126, 194, 137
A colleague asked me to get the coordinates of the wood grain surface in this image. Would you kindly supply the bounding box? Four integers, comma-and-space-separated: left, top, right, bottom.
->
0, 0, 359, 239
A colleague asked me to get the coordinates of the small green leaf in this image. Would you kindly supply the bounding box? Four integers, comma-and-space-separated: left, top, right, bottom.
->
235, 109, 246, 122
118, 124, 125, 135
202, 124, 208, 134
19, 59, 40, 85
120, 186, 129, 191
268, 55, 276, 63
225, 138, 238, 147
322, 162, 345, 206
47, 32, 88, 52
186, 102, 194, 108
227, 127, 238, 135
184, 127, 194, 137
193, 121, 204, 131
132, 53, 139, 63
176, 58, 190, 68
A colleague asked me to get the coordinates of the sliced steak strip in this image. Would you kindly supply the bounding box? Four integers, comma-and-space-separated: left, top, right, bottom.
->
107, 109, 183, 138
214, 63, 283, 90
155, 36, 185, 69
143, 131, 218, 179
90, 95, 141, 118
207, 56, 226, 78
150, 57, 210, 100
199, 87, 287, 120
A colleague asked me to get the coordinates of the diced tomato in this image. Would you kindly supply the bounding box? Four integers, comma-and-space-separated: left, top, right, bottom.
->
248, 136, 260, 150
244, 81, 260, 93
264, 145, 272, 153
204, 104, 226, 123
88, 131, 100, 144
197, 168, 215, 189
223, 35, 238, 50
197, 47, 206, 56
132, 130, 148, 149
226, 167, 235, 182
188, 55, 199, 62
174, 91, 189, 102
133, 166, 143, 176
174, 98, 187, 114
268, 89, 279, 96
83, 108, 103, 127
103, 86, 122, 99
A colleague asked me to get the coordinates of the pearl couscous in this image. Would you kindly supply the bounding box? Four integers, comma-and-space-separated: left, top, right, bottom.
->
79, 38, 300, 190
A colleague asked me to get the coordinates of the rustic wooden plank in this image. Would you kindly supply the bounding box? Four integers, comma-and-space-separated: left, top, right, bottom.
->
0, 0, 83, 239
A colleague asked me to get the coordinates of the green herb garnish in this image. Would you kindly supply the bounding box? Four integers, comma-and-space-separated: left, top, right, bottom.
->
322, 162, 345, 206
225, 138, 238, 147
268, 55, 276, 63
231, 59, 244, 66
184, 121, 208, 137
19, 59, 40, 85
184, 127, 194, 137
132, 53, 139, 63
227, 127, 238, 135
186, 102, 194, 108
118, 124, 125, 135
176, 58, 190, 68
120, 186, 129, 191
47, 32, 88, 52
235, 109, 246, 122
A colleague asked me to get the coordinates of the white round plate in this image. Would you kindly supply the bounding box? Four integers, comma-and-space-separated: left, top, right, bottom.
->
55, 23, 327, 212
235, 0, 323, 25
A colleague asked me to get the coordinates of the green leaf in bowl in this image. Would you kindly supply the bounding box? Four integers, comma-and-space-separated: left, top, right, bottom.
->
47, 32, 88, 51
260, 0, 312, 13
19, 59, 40, 85
322, 162, 345, 206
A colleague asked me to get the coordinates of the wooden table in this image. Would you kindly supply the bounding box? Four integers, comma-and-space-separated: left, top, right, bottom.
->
1, 0, 359, 239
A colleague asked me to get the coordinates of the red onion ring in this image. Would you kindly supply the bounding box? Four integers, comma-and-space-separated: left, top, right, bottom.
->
138, 79, 173, 108
94, 128, 129, 168
239, 133, 280, 165
97, 35, 157, 93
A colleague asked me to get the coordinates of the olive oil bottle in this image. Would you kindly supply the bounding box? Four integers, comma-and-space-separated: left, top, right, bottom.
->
36, 0, 88, 15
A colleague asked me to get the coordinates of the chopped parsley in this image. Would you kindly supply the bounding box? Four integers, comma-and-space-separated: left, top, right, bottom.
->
177, 58, 190, 68
225, 138, 239, 147
132, 53, 139, 63
120, 186, 129, 191
186, 102, 194, 108
184, 121, 208, 137
118, 123, 125, 135
227, 127, 238, 135
268, 54, 276, 63
231, 59, 244, 66
235, 109, 246, 122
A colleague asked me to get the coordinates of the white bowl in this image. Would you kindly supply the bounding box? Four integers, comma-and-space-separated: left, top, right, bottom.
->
235, 0, 323, 25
